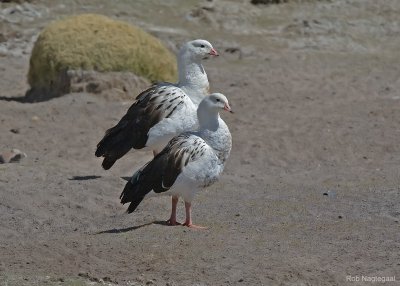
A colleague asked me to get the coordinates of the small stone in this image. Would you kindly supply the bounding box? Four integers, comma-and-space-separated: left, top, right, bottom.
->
322, 190, 337, 198
0, 149, 27, 163
10, 128, 20, 134
31, 115, 40, 122
0, 33, 6, 43
338, 215, 343, 219
225, 47, 241, 54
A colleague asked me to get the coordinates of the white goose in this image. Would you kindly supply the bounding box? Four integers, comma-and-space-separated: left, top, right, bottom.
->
120, 93, 233, 229
95, 39, 219, 170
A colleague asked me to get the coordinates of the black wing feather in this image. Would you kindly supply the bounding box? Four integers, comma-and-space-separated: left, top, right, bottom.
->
95, 84, 185, 170
120, 134, 205, 213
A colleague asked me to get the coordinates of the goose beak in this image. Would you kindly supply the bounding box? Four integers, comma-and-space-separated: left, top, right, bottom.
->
209, 48, 219, 56
224, 103, 233, 113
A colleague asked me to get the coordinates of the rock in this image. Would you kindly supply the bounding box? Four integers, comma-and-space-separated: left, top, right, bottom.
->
68, 70, 150, 101
31, 115, 40, 122
0, 149, 27, 163
10, 128, 19, 134
322, 190, 337, 198
186, 7, 218, 27
0, 33, 6, 43
77, 272, 100, 283
225, 46, 243, 60
0, 2, 46, 24
102, 276, 113, 283
27, 14, 177, 101
25, 69, 151, 102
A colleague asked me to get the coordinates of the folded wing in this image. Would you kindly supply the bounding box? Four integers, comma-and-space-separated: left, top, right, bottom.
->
120, 133, 209, 213
95, 84, 189, 170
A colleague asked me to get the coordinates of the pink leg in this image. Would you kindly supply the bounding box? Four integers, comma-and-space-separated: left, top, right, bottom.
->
183, 201, 207, 229
166, 196, 180, 226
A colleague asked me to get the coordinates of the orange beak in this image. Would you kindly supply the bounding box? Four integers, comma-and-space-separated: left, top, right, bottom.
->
209, 48, 219, 56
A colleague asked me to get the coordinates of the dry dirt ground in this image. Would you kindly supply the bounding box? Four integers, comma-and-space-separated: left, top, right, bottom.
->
0, 0, 399, 285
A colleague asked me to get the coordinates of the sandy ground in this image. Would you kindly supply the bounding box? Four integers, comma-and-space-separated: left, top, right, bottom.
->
0, 0, 399, 285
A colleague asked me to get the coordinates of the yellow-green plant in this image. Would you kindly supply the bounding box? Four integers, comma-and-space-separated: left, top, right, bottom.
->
28, 14, 177, 94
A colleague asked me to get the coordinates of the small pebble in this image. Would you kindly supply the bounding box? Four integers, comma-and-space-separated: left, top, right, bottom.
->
322, 190, 337, 198
31, 115, 40, 122
0, 149, 27, 163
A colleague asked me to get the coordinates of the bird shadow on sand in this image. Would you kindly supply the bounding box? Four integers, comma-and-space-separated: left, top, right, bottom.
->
0, 95, 34, 103
94, 221, 171, 234
0, 92, 58, 103
0, 83, 70, 103
68, 175, 102, 181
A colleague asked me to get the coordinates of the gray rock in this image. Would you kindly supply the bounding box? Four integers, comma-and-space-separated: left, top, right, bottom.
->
0, 149, 27, 163
322, 190, 337, 198
25, 69, 151, 102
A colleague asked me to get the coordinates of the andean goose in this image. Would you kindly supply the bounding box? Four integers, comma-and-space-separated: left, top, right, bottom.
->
120, 93, 233, 229
95, 39, 219, 170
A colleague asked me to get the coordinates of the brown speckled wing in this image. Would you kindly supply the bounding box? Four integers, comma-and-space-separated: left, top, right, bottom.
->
160, 134, 207, 190
124, 84, 187, 146
95, 84, 187, 169
120, 133, 208, 213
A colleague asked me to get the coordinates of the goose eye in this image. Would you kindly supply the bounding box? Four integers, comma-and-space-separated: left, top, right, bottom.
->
216, 99, 220, 102
200, 44, 205, 48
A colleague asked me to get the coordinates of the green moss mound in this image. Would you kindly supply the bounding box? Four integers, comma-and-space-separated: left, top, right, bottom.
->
28, 14, 177, 97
